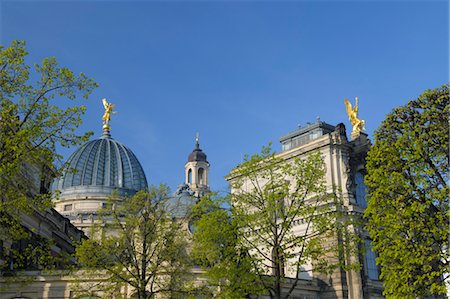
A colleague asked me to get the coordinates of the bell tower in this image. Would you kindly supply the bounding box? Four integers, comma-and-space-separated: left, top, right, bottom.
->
185, 133, 210, 197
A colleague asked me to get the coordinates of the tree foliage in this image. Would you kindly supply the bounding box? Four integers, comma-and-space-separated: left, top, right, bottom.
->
0, 40, 97, 271
364, 84, 449, 298
75, 185, 192, 299
191, 194, 265, 298
193, 145, 355, 299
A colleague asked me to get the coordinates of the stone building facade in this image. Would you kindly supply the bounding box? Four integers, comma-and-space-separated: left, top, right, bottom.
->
228, 120, 384, 299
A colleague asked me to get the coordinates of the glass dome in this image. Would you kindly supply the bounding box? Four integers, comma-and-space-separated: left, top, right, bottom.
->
53, 132, 148, 198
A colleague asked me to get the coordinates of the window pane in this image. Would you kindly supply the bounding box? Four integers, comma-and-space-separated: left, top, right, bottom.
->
355, 172, 367, 208
365, 240, 379, 280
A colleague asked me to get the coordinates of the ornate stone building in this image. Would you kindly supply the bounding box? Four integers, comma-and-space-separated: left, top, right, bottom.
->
0, 155, 86, 298
228, 119, 384, 299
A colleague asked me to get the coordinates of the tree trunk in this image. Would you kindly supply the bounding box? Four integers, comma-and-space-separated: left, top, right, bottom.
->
272, 245, 282, 299
138, 289, 147, 299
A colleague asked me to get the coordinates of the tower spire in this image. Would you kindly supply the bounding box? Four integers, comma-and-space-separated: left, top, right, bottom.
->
185, 133, 210, 197
195, 132, 199, 149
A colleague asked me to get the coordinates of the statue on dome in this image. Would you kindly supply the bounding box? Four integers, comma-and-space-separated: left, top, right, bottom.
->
344, 97, 365, 138
102, 98, 116, 131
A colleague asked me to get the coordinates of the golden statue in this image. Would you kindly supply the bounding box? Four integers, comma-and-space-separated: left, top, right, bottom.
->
344, 97, 365, 136
102, 98, 116, 131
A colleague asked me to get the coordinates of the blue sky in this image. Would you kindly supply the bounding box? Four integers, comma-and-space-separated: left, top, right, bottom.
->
1, 0, 448, 192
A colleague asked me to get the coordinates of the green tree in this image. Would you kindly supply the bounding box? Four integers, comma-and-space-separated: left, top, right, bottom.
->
75, 185, 192, 299
0, 40, 97, 271
364, 84, 449, 298
194, 145, 356, 299
191, 194, 265, 298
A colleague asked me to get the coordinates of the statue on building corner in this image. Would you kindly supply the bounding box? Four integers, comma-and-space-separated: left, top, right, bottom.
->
344, 97, 365, 139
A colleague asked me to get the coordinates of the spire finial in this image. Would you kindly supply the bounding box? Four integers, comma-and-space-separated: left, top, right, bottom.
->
195, 132, 199, 149
102, 98, 116, 132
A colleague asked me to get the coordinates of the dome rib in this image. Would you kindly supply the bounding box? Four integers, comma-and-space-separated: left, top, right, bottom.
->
112, 141, 124, 188
78, 141, 96, 186
120, 143, 134, 189
128, 151, 142, 188
104, 139, 111, 187
96, 139, 106, 186
117, 144, 131, 188
81, 140, 99, 185
72, 142, 87, 186
91, 138, 103, 185
63, 140, 93, 188
109, 139, 117, 187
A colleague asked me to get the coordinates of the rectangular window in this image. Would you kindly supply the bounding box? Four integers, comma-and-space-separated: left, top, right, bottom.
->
365, 240, 379, 280
64, 204, 73, 211
355, 172, 368, 208
282, 142, 291, 151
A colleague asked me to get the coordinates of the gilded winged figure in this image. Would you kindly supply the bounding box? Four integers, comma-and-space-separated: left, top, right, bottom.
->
344, 97, 365, 135
102, 98, 116, 128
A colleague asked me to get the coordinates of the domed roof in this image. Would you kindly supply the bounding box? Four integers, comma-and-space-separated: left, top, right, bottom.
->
168, 184, 196, 218
54, 132, 148, 197
188, 139, 207, 162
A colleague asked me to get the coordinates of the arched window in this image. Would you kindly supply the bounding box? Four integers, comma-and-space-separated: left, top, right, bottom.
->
198, 168, 204, 185
188, 169, 192, 184
355, 172, 367, 208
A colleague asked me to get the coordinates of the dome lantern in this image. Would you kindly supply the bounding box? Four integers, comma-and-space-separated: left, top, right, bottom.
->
185, 133, 209, 197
